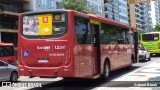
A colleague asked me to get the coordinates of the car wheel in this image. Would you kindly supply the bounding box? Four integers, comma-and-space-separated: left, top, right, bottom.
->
143, 55, 146, 62
148, 56, 151, 61
102, 61, 110, 80
10, 72, 18, 82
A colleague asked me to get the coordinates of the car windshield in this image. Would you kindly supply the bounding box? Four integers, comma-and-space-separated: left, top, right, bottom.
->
0, 61, 5, 66
139, 47, 146, 50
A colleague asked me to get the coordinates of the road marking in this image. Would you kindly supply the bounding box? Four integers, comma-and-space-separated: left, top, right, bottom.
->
13, 87, 27, 90
113, 61, 157, 81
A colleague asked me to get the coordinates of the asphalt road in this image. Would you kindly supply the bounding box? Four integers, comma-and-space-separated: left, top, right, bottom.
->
1, 56, 159, 90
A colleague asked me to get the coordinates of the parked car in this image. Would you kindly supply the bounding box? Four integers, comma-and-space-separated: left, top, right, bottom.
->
138, 46, 151, 62
0, 60, 19, 82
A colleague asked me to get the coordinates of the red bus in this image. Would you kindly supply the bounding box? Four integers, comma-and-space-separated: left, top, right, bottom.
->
0, 43, 16, 65
18, 10, 137, 79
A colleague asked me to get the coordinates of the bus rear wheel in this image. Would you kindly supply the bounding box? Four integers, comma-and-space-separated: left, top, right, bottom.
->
103, 61, 110, 80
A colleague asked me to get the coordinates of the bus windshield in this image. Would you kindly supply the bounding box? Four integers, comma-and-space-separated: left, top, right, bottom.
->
0, 46, 14, 57
22, 13, 66, 37
142, 34, 159, 41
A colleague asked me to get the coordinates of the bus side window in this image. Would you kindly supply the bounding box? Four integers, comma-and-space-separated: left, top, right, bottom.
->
117, 39, 124, 44
0, 47, 3, 57
117, 30, 125, 44
125, 29, 133, 44
109, 26, 118, 44
75, 17, 91, 44
0, 46, 14, 57
100, 23, 110, 44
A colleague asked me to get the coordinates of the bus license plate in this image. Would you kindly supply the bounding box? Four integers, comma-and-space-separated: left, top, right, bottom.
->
38, 58, 48, 63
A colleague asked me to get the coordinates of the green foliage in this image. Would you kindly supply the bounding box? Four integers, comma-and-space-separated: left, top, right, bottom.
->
60, 0, 97, 14
152, 24, 160, 32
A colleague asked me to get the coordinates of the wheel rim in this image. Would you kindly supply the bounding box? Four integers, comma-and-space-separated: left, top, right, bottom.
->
11, 73, 18, 81
105, 64, 109, 77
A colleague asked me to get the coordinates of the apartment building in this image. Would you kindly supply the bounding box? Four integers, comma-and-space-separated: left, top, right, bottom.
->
129, 2, 152, 32
0, 0, 28, 47
151, 0, 160, 27
87, 0, 103, 16
24, 0, 63, 11
104, 0, 128, 25
155, 0, 160, 24
25, 0, 103, 16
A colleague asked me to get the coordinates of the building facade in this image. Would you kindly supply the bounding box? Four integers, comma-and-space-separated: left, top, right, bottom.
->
129, 2, 152, 32
104, 0, 128, 25
151, 0, 160, 28
25, 0, 103, 16
0, 0, 28, 47
86, 0, 103, 16
154, 0, 160, 24
24, 0, 63, 11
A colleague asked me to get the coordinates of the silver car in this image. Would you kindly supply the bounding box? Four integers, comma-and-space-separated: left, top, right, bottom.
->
138, 47, 151, 62
0, 60, 19, 82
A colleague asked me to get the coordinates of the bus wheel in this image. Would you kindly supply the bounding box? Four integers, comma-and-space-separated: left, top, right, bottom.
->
103, 61, 110, 80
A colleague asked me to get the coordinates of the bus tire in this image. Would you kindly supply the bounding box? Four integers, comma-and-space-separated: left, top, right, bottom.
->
103, 60, 110, 80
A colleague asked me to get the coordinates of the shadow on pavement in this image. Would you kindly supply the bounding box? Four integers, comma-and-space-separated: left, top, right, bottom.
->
28, 66, 140, 90
139, 60, 150, 63
151, 54, 160, 57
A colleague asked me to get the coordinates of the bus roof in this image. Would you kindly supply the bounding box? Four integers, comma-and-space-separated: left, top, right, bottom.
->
143, 32, 160, 34
20, 9, 135, 30
87, 14, 134, 29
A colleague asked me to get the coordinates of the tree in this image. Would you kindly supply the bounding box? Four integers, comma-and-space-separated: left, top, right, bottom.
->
152, 24, 160, 32
60, 0, 97, 14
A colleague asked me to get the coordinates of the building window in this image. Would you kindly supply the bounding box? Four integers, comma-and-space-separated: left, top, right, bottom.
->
0, 2, 23, 12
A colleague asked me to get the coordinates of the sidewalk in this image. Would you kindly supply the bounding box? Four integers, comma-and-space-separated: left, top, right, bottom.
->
94, 61, 160, 90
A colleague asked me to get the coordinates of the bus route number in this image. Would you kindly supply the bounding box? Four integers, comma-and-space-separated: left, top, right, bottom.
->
55, 45, 66, 50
